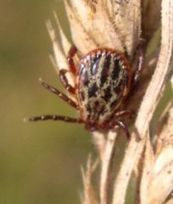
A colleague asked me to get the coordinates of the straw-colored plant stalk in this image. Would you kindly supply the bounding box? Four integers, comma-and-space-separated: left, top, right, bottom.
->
47, 0, 173, 203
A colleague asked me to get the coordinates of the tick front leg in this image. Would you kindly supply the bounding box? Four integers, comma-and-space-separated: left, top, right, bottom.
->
59, 45, 78, 94
39, 78, 78, 109
26, 114, 83, 123
59, 69, 76, 94
67, 45, 78, 74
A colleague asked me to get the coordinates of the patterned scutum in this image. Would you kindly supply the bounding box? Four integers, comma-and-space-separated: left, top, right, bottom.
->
77, 49, 130, 127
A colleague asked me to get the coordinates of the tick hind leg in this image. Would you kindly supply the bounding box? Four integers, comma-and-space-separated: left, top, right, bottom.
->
132, 41, 145, 84
109, 120, 130, 139
133, 47, 144, 83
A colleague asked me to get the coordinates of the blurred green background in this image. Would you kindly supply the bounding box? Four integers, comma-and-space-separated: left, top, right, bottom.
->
0, 1, 93, 203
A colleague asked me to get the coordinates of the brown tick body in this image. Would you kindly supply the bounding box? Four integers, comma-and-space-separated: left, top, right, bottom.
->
77, 48, 131, 130
28, 46, 143, 138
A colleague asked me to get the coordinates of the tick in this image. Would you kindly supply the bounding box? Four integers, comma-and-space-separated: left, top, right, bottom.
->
27, 45, 144, 138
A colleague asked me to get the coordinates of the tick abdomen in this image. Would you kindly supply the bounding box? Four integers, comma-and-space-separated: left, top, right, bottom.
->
77, 48, 130, 125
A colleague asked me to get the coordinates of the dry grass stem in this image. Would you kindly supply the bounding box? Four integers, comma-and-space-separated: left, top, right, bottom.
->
100, 131, 117, 204
81, 156, 99, 204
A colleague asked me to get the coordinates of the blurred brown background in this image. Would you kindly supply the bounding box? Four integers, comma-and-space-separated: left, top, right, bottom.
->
0, 1, 93, 203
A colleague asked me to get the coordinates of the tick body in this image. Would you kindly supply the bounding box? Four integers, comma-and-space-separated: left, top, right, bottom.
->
77, 49, 131, 130
28, 45, 144, 138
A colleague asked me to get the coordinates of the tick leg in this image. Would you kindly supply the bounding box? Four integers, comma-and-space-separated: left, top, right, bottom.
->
67, 45, 78, 74
59, 45, 78, 94
59, 69, 76, 94
39, 78, 78, 109
133, 47, 144, 83
115, 110, 134, 118
115, 120, 130, 139
132, 40, 145, 84
109, 120, 130, 139
123, 44, 129, 59
26, 114, 83, 123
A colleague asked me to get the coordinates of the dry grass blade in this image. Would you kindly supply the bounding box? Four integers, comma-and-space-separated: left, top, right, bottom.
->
100, 131, 117, 204
46, 15, 76, 94
148, 148, 173, 204
92, 131, 106, 161
144, 103, 173, 204
81, 156, 99, 204
112, 0, 173, 203
65, 0, 97, 53
139, 137, 154, 204
111, 0, 141, 55
46, 20, 68, 72
156, 103, 173, 154
53, 11, 71, 55
112, 135, 146, 204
